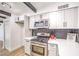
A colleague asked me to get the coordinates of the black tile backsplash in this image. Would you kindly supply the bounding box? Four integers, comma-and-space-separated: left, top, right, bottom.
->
76, 30, 79, 43
32, 28, 49, 36
32, 29, 78, 39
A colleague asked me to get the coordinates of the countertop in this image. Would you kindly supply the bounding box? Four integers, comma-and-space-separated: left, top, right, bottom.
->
48, 39, 79, 56
24, 36, 37, 40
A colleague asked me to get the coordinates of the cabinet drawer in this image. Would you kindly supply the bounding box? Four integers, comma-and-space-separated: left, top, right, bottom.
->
48, 44, 57, 49
48, 46, 56, 49
48, 53, 56, 56
48, 50, 57, 56
24, 44, 30, 47
48, 44, 58, 56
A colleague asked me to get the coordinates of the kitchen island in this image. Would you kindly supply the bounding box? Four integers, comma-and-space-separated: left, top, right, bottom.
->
48, 39, 79, 56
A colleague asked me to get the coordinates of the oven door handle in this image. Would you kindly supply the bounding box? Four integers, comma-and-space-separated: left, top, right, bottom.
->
31, 43, 47, 46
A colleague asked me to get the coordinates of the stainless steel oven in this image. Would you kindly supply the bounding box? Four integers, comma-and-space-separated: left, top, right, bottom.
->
31, 41, 48, 56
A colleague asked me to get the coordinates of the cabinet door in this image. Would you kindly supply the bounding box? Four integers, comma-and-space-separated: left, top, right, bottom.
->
57, 10, 64, 28
24, 40, 31, 55
64, 7, 78, 28
29, 16, 35, 29
19, 15, 24, 21
78, 7, 79, 28
35, 15, 40, 21
49, 12, 58, 29
49, 11, 64, 29
4, 20, 11, 49
48, 44, 58, 56
42, 13, 49, 19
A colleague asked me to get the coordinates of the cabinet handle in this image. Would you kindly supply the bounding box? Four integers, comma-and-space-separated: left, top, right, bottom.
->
63, 22, 67, 27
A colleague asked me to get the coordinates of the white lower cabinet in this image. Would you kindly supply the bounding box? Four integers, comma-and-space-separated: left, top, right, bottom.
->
48, 44, 58, 56
24, 39, 31, 55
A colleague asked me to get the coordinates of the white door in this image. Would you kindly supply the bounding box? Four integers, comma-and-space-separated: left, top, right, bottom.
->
4, 20, 11, 50
0, 23, 4, 41
0, 23, 4, 49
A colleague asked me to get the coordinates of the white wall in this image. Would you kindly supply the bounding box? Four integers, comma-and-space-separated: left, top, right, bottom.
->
30, 2, 79, 16
24, 16, 32, 37
5, 14, 24, 51
10, 18, 24, 51
42, 2, 79, 12
5, 19, 12, 50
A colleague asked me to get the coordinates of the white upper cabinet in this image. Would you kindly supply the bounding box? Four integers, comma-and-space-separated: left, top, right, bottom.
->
19, 15, 25, 21
35, 15, 41, 21
78, 7, 79, 28
49, 7, 78, 29
29, 7, 79, 29
56, 10, 64, 28
41, 13, 49, 19
49, 12, 58, 29
29, 15, 41, 29
64, 7, 78, 28
29, 16, 35, 29
49, 10, 64, 29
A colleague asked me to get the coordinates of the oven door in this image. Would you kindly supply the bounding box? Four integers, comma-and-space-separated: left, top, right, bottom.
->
31, 42, 47, 56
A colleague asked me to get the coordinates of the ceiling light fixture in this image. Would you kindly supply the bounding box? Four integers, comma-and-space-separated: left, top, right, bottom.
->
1, 2, 11, 8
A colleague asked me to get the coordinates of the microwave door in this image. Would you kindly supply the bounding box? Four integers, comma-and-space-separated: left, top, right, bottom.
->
45, 21, 48, 26
40, 21, 44, 27
34, 22, 39, 27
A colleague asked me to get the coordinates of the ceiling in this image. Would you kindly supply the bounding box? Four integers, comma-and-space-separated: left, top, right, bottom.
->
0, 2, 57, 21
1, 2, 78, 21
31, 2, 56, 12
10, 2, 57, 16
1, 2, 57, 15
0, 2, 79, 20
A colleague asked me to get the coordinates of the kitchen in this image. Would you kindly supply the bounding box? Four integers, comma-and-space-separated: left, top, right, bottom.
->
0, 2, 79, 56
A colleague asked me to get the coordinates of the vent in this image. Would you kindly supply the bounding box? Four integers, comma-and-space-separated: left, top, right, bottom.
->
0, 21, 3, 23
58, 4, 69, 9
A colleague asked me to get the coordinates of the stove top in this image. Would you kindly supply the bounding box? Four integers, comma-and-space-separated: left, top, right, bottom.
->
31, 37, 48, 43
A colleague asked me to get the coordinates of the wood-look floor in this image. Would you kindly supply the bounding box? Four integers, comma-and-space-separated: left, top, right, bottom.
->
0, 46, 28, 56
0, 41, 3, 49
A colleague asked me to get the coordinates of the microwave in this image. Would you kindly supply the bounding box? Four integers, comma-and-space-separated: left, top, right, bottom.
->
34, 19, 49, 28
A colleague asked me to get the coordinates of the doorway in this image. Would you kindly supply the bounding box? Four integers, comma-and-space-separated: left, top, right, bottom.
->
0, 21, 4, 50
